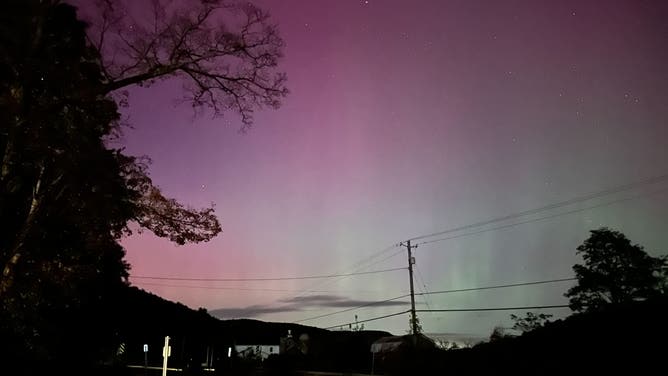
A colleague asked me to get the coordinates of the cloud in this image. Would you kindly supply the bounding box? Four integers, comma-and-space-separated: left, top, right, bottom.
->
280, 294, 409, 308
280, 294, 341, 303
210, 295, 410, 319
209, 304, 301, 319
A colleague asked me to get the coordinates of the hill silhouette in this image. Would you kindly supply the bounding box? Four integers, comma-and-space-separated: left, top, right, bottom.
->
111, 286, 390, 373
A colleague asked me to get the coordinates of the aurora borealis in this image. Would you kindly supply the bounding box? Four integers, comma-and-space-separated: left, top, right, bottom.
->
111, 0, 667, 338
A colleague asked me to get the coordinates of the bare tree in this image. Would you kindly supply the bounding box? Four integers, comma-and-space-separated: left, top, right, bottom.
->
79, 0, 288, 129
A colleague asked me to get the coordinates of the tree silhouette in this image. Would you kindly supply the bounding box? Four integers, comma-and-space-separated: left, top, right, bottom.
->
1, 0, 286, 370
510, 312, 553, 333
407, 315, 423, 335
79, 0, 288, 129
350, 315, 365, 331
489, 326, 508, 342
0, 2, 137, 369
1, 0, 290, 301
565, 228, 667, 312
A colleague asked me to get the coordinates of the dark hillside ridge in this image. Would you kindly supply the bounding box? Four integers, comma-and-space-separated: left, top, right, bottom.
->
113, 286, 391, 372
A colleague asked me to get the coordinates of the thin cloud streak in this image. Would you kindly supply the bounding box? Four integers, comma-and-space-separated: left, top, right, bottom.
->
210, 305, 301, 318
211, 294, 410, 319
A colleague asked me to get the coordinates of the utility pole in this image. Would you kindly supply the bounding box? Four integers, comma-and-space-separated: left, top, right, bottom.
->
402, 240, 419, 337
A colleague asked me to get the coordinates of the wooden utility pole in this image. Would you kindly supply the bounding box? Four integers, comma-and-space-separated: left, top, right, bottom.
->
402, 240, 419, 336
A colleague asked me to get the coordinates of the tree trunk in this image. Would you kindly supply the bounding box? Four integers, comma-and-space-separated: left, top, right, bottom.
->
0, 168, 43, 299
0, 253, 22, 298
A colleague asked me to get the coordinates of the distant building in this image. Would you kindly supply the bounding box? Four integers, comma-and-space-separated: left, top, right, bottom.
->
235, 345, 279, 360
371, 333, 437, 354
371, 334, 438, 374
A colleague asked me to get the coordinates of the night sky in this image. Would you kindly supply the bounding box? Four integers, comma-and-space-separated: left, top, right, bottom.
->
103, 0, 667, 339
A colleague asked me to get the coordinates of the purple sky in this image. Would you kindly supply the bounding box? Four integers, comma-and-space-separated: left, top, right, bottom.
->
99, 0, 668, 338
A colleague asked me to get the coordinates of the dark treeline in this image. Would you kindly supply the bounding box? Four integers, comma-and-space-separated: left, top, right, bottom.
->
108, 286, 391, 375
0, 0, 283, 374
380, 296, 668, 375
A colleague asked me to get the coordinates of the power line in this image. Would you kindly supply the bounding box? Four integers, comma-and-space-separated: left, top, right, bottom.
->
294, 174, 650, 295
129, 266, 406, 282
417, 187, 668, 246
333, 179, 667, 331
305, 176, 665, 331
324, 310, 412, 330
280, 247, 406, 302
417, 277, 577, 296
323, 305, 571, 331
366, 248, 406, 268
252, 245, 406, 329
305, 174, 668, 289
133, 282, 389, 294
416, 304, 570, 313
347, 244, 403, 272
414, 264, 432, 310
408, 173, 668, 242
295, 293, 411, 323
315, 248, 406, 289
297, 277, 575, 324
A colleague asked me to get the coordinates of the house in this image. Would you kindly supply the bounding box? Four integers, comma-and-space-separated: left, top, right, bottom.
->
371, 333, 436, 354
235, 344, 279, 360
370, 334, 438, 374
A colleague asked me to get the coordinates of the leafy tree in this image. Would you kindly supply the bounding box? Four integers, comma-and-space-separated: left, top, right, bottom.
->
0, 2, 137, 369
565, 228, 667, 312
0, 0, 286, 370
407, 314, 423, 335
510, 312, 553, 333
435, 339, 462, 350
489, 326, 508, 342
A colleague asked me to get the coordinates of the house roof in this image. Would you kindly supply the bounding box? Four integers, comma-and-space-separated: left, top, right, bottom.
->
371, 334, 437, 353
